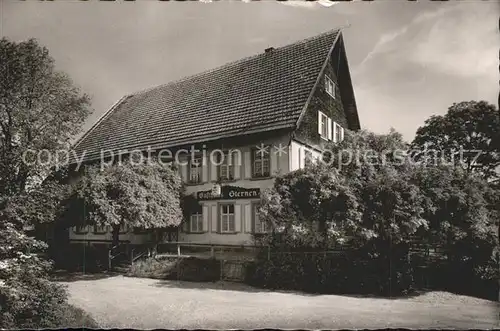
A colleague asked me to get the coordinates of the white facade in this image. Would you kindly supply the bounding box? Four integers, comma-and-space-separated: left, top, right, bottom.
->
68, 131, 342, 247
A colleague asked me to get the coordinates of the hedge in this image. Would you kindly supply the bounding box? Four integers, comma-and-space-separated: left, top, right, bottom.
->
128, 256, 220, 282
245, 248, 415, 296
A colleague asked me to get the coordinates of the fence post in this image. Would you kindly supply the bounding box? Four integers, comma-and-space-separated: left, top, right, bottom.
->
108, 248, 112, 271
210, 245, 215, 259
177, 244, 180, 257
221, 259, 225, 281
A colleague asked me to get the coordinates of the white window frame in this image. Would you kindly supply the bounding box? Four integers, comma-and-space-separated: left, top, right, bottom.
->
253, 203, 268, 234
319, 112, 328, 140
189, 156, 202, 184
325, 75, 336, 98
190, 210, 203, 233
334, 122, 344, 143
220, 203, 235, 233
252, 146, 270, 178
218, 152, 235, 181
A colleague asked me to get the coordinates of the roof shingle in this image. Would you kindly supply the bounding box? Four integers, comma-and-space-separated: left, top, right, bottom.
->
74, 29, 342, 161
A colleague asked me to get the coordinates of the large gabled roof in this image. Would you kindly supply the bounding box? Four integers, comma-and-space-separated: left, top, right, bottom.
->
73, 29, 357, 162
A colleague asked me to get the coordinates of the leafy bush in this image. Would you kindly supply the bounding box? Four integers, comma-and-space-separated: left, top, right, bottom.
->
0, 222, 75, 329
128, 257, 177, 279
128, 257, 220, 282
53, 304, 99, 328
246, 245, 415, 296
253, 129, 498, 299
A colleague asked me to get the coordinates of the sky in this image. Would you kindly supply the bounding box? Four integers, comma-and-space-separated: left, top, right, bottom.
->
1, 0, 498, 142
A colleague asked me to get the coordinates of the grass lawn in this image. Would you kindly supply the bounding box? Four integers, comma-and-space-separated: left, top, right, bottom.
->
63, 275, 499, 329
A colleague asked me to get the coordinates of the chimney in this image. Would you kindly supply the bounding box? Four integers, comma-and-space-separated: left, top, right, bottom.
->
265, 47, 274, 54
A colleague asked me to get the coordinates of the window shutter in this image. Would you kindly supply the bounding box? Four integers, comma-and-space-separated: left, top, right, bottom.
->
340, 126, 345, 141
244, 151, 251, 178
318, 112, 323, 135
210, 159, 218, 182
234, 205, 241, 232
211, 204, 218, 233
202, 205, 209, 232
233, 152, 241, 179
270, 149, 278, 176
333, 121, 337, 143
180, 163, 188, 182
201, 155, 209, 182
327, 118, 332, 140
298, 147, 303, 169
244, 204, 252, 233
183, 219, 189, 233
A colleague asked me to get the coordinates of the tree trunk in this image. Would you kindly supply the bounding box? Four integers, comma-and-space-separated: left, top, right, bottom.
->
318, 221, 328, 249
112, 225, 120, 248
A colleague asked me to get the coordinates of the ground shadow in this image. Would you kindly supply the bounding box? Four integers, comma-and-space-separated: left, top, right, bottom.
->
51, 270, 121, 282
151, 278, 324, 296
338, 289, 431, 300
150, 277, 434, 300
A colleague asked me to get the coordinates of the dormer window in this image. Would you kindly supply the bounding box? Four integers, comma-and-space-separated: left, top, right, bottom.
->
325, 75, 336, 98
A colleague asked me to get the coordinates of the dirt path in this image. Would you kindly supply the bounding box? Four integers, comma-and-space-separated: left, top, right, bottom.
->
63, 275, 499, 329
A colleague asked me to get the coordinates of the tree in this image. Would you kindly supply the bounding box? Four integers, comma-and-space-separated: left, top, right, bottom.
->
0, 180, 67, 228
411, 165, 499, 293
0, 38, 91, 196
256, 130, 427, 295
325, 129, 427, 243
260, 163, 358, 248
63, 160, 183, 247
256, 129, 498, 296
411, 101, 500, 180
260, 129, 427, 248
0, 221, 68, 328
0, 38, 91, 328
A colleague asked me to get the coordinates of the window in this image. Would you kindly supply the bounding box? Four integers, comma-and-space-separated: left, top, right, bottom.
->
325, 75, 336, 98
252, 146, 270, 178
218, 151, 236, 181
93, 225, 107, 234
190, 204, 204, 232
334, 122, 344, 143
74, 225, 88, 234
220, 204, 235, 233
319, 112, 328, 139
189, 156, 202, 183
253, 203, 268, 233
304, 149, 313, 167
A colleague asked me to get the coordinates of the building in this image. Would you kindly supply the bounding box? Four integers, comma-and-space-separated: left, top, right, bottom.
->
68, 28, 360, 249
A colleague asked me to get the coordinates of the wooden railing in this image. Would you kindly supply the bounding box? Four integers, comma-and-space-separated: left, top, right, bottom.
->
108, 244, 128, 270
155, 242, 263, 260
